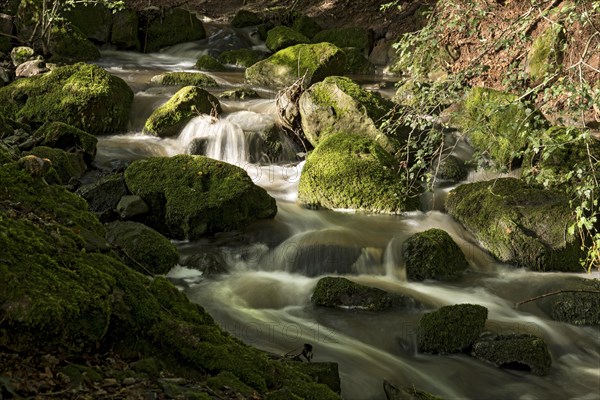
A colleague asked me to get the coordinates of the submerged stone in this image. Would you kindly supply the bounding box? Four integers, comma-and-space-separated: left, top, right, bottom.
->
124, 155, 277, 240
418, 304, 488, 354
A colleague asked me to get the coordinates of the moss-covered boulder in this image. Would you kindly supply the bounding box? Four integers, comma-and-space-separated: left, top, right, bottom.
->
536, 277, 600, 326
231, 9, 263, 28
143, 86, 221, 138
384, 380, 444, 400
313, 27, 373, 54
436, 154, 468, 182
292, 15, 321, 39
141, 8, 206, 53
312, 277, 412, 311
10, 46, 35, 67
27, 146, 86, 184
219, 48, 266, 68
62, 2, 112, 44
266, 26, 311, 52
298, 76, 398, 152
0, 63, 133, 135
298, 133, 419, 213
471, 333, 552, 375
0, 162, 340, 399
195, 55, 226, 72
403, 229, 468, 281
0, 141, 20, 164
47, 19, 101, 63
150, 72, 217, 87
290, 362, 340, 394
106, 221, 179, 275
124, 155, 277, 240
220, 87, 260, 100
418, 304, 488, 354
342, 47, 375, 75
527, 23, 564, 83
445, 178, 582, 271
111, 9, 140, 50
76, 173, 127, 221
31, 122, 97, 165
245, 42, 345, 88
454, 87, 548, 168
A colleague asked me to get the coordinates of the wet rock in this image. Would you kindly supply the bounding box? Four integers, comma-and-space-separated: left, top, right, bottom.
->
0, 63, 133, 135
231, 9, 263, 28
76, 174, 127, 221
106, 221, 179, 275
418, 304, 488, 354
15, 59, 47, 77
143, 86, 221, 138
219, 48, 266, 68
298, 133, 420, 213
312, 277, 413, 311
141, 8, 205, 53
27, 146, 86, 185
195, 54, 225, 72
313, 27, 373, 55
116, 195, 150, 220
383, 380, 444, 400
150, 72, 217, 87
446, 178, 582, 272
537, 277, 600, 326
402, 228, 468, 281
10, 46, 35, 66
245, 42, 345, 88
471, 332, 552, 375
220, 88, 260, 100
436, 154, 468, 182
183, 251, 228, 277
111, 9, 140, 50
124, 155, 277, 240
289, 361, 340, 394
62, 2, 113, 44
265, 26, 310, 52
30, 122, 97, 166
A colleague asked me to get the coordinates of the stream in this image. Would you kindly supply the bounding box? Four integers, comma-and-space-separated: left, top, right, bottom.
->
93, 24, 600, 400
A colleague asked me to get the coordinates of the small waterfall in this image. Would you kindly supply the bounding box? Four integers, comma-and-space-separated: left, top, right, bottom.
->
383, 236, 408, 281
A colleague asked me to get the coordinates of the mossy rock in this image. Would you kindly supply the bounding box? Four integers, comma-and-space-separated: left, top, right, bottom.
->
312, 277, 411, 311
32, 122, 97, 165
389, 40, 453, 80
445, 178, 582, 271
141, 8, 206, 53
207, 371, 257, 397
298, 76, 400, 153
292, 15, 321, 39
231, 9, 263, 28
27, 146, 86, 184
76, 173, 127, 220
383, 380, 444, 400
0, 141, 19, 164
471, 333, 552, 375
10, 46, 35, 67
342, 47, 375, 75
195, 55, 225, 72
219, 48, 265, 68
266, 26, 311, 52
537, 277, 600, 326
62, 2, 113, 44
245, 42, 346, 88
106, 221, 179, 275
0, 63, 133, 135
287, 362, 340, 394
111, 9, 140, 50
144, 86, 221, 138
124, 155, 277, 240
298, 133, 420, 213
47, 19, 101, 63
454, 87, 548, 168
220, 87, 260, 100
527, 23, 565, 83
313, 27, 372, 54
403, 229, 468, 281
436, 154, 468, 182
418, 304, 488, 354
150, 72, 218, 87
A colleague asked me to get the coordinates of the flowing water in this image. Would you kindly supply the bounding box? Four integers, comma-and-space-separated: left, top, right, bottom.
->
94, 25, 600, 400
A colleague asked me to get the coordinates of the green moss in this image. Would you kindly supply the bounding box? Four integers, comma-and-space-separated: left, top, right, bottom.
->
219, 87, 260, 100
195, 54, 225, 72
445, 178, 582, 271
245, 42, 346, 87
418, 304, 488, 354
219, 48, 265, 68
33, 121, 97, 165
62, 2, 112, 44
266, 26, 311, 52
48, 19, 101, 63
106, 221, 179, 275
144, 86, 221, 138
311, 277, 404, 310
207, 371, 257, 397
142, 8, 206, 53
10, 46, 34, 66
436, 154, 468, 181
342, 47, 375, 75
27, 146, 86, 184
313, 27, 372, 53
124, 155, 277, 240
455, 87, 548, 168
292, 15, 321, 39
298, 133, 419, 213
403, 229, 468, 281
151, 72, 217, 87
231, 9, 263, 28
0, 141, 19, 164
0, 63, 133, 135
528, 24, 565, 82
